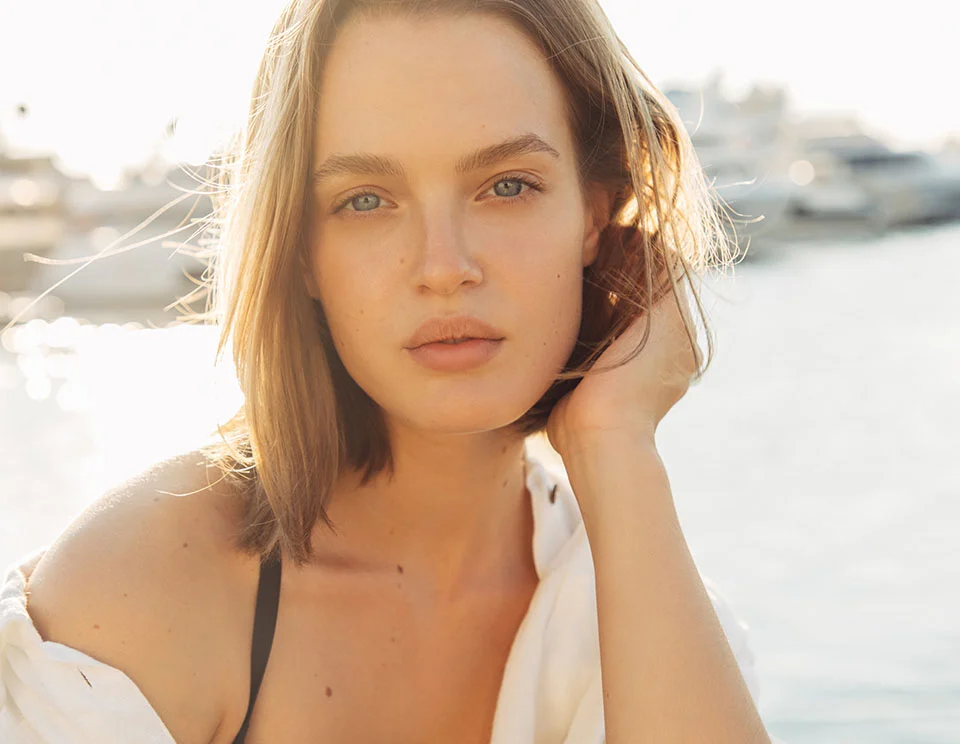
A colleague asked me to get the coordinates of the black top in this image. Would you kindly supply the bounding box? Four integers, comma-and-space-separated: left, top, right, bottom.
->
231, 553, 282, 744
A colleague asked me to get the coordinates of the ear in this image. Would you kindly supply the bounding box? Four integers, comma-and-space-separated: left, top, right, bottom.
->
581, 182, 614, 268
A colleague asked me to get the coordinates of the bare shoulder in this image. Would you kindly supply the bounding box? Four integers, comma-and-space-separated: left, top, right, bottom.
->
25, 450, 261, 744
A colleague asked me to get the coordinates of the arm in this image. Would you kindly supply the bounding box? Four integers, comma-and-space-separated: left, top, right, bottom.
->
547, 277, 771, 742
563, 433, 770, 743
25, 454, 240, 744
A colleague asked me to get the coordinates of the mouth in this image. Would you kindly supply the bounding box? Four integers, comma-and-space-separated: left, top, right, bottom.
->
404, 314, 505, 351
424, 337, 481, 346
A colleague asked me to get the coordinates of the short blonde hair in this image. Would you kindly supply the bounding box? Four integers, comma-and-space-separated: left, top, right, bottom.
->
203, 0, 735, 566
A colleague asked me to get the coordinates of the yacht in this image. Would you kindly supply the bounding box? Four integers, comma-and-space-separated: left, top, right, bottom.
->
790, 137, 960, 229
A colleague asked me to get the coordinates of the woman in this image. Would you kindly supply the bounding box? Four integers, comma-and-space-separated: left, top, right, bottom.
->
1, 0, 770, 742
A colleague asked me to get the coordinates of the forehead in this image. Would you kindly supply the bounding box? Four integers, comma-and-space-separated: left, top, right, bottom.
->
313, 12, 574, 166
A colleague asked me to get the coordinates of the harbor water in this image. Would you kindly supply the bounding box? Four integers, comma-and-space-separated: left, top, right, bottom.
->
1, 224, 958, 743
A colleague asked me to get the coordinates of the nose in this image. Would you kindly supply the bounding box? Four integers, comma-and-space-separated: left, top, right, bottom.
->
413, 204, 483, 295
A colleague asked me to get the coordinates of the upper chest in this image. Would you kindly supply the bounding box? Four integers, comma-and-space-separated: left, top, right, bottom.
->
219, 565, 539, 744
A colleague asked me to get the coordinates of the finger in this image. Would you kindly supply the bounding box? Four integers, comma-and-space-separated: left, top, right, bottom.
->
650, 280, 702, 369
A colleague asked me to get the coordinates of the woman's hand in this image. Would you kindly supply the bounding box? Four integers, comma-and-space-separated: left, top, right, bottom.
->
546, 276, 702, 461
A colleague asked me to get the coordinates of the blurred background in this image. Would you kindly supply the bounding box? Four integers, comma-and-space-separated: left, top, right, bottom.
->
1, 1, 958, 742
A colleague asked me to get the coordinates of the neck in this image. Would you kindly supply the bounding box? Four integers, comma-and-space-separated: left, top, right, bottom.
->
311, 426, 536, 601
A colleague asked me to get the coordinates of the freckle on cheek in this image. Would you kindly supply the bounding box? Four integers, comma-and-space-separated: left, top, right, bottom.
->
399, 257, 405, 265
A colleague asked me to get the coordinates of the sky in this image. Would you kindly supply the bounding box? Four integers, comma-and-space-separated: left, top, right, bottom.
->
1, 0, 956, 185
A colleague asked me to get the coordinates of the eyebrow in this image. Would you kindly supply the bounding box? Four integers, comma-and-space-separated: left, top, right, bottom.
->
311, 133, 561, 186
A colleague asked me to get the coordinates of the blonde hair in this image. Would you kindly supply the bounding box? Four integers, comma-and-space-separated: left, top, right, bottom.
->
202, 0, 736, 566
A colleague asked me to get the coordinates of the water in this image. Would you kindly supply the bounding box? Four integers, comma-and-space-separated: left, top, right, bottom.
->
2, 224, 959, 743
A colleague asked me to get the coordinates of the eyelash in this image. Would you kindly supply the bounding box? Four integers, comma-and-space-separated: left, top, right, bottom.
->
331, 173, 545, 218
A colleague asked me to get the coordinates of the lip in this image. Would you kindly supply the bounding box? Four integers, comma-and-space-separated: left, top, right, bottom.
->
404, 314, 505, 373
406, 338, 503, 372
404, 315, 505, 349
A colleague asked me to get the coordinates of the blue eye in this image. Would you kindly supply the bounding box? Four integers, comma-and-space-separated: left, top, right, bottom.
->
489, 175, 544, 202
493, 179, 525, 197
343, 193, 380, 212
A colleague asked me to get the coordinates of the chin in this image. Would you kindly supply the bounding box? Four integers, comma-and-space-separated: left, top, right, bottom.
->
381, 381, 547, 437
397, 399, 530, 436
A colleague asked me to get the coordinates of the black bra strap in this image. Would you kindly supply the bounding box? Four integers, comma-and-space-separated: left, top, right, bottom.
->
232, 553, 282, 744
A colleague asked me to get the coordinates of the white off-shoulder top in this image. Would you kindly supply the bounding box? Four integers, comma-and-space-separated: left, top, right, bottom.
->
1, 453, 761, 743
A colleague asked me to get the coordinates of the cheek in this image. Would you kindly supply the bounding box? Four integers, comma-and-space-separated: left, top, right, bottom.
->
544, 266, 584, 358
310, 239, 379, 354
506, 223, 585, 367
512, 201, 585, 294
311, 216, 402, 307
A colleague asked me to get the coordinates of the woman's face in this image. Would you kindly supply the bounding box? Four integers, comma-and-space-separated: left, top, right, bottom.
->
308, 11, 606, 436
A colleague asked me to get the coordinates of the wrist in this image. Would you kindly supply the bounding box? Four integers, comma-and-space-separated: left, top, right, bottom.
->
560, 434, 675, 534
557, 421, 659, 463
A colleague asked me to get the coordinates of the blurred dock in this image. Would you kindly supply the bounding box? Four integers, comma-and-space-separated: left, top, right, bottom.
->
0, 151, 211, 324
665, 75, 960, 254
3, 75, 960, 319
